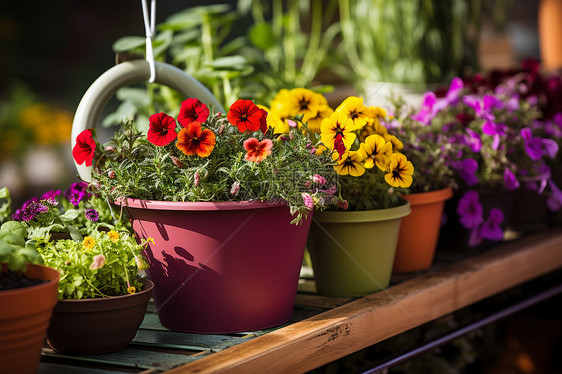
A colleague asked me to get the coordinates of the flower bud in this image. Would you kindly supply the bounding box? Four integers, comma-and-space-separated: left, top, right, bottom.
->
218, 124, 225, 134
194, 172, 200, 186
104, 146, 116, 152
230, 181, 240, 195
108, 170, 116, 178
170, 156, 184, 168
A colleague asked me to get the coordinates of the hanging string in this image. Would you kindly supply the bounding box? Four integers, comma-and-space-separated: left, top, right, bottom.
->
141, 0, 157, 83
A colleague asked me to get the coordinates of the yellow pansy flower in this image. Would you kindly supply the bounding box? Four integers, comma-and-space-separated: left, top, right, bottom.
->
127, 286, 136, 294
358, 134, 393, 170
335, 96, 370, 130
384, 134, 404, 151
320, 112, 356, 151
270, 89, 298, 119
333, 151, 366, 177
82, 236, 95, 250
306, 104, 334, 134
385, 153, 414, 188
289, 88, 327, 122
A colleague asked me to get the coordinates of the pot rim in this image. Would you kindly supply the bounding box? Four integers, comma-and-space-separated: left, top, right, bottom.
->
314, 200, 411, 223
56, 277, 154, 305
117, 198, 288, 211
403, 187, 453, 206
0, 263, 60, 296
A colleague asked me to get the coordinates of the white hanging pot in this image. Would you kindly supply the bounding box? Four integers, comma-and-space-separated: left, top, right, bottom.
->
71, 60, 225, 182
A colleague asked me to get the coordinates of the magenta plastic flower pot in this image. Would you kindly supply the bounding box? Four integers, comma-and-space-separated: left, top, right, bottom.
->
122, 199, 311, 333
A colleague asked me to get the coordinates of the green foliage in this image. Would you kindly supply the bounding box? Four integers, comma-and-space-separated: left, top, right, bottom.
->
238, 0, 340, 103
38, 229, 148, 299
107, 4, 256, 128
0, 187, 11, 225
337, 0, 482, 86
0, 220, 42, 272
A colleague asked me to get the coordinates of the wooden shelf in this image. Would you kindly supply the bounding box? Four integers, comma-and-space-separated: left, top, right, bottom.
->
40, 229, 562, 374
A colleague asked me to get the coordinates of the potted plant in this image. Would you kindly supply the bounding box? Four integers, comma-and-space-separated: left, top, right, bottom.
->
336, 0, 481, 107
0, 188, 60, 374
72, 95, 337, 333
385, 94, 457, 272
296, 94, 414, 296
408, 69, 560, 250
10, 184, 153, 354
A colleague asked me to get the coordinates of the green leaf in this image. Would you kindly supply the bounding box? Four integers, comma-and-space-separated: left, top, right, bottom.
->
0, 239, 13, 257
0, 187, 9, 199
59, 209, 80, 221
0, 221, 26, 246
248, 23, 276, 51
68, 226, 82, 241
112, 36, 146, 53
8, 252, 27, 272
204, 55, 248, 70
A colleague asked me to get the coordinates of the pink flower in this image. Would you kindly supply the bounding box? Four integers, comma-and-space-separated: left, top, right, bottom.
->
230, 181, 240, 195
107, 170, 115, 178
194, 172, 200, 186
312, 174, 327, 186
302, 193, 314, 210
90, 254, 106, 270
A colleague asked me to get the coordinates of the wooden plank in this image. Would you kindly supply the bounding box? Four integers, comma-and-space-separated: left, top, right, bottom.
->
166, 229, 562, 374
133, 330, 247, 351
38, 362, 133, 374
42, 347, 198, 372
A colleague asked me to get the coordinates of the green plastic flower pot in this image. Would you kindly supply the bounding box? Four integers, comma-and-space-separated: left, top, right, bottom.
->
307, 201, 410, 297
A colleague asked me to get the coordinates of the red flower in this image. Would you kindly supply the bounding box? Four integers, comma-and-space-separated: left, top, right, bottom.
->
334, 134, 346, 161
259, 108, 269, 135
227, 99, 262, 132
176, 122, 216, 158
147, 113, 177, 146
72, 129, 96, 166
244, 138, 273, 162
177, 98, 210, 127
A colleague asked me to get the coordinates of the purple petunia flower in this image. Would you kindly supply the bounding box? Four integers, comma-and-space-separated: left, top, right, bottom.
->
503, 168, 520, 191
451, 158, 479, 186
480, 208, 504, 241
547, 180, 562, 211
411, 92, 438, 125
85, 208, 99, 222
464, 128, 482, 152
468, 226, 482, 247
457, 190, 483, 229
41, 190, 61, 201
521, 128, 558, 161
64, 182, 91, 206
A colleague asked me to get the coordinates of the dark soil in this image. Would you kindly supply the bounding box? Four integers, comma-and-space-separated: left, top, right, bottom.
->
0, 270, 45, 291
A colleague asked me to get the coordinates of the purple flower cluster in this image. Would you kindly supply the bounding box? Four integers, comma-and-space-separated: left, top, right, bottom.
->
64, 182, 91, 206
457, 191, 505, 247
12, 198, 49, 222
85, 208, 99, 222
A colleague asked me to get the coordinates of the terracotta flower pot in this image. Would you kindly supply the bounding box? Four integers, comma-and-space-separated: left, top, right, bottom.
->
0, 263, 59, 374
121, 199, 312, 334
307, 202, 411, 297
46, 278, 153, 354
393, 187, 453, 273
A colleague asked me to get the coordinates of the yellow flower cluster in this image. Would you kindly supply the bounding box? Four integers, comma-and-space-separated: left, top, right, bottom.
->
261, 88, 333, 134
320, 96, 414, 188
20, 103, 73, 146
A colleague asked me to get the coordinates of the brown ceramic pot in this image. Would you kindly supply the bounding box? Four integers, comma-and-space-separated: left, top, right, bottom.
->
0, 263, 60, 374
46, 278, 153, 354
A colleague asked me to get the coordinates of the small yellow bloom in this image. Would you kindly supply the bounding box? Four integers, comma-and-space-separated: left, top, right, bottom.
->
306, 104, 333, 134
384, 134, 404, 151
320, 112, 356, 151
315, 144, 328, 155
335, 96, 370, 130
367, 106, 387, 121
358, 134, 393, 170
127, 286, 136, 294
289, 88, 326, 122
82, 236, 95, 250
146, 237, 155, 244
107, 230, 119, 242
333, 151, 366, 177
385, 153, 414, 188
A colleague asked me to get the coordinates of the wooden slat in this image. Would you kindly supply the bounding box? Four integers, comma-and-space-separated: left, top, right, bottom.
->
42, 347, 198, 372
166, 229, 562, 374
132, 330, 246, 351
38, 362, 132, 374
